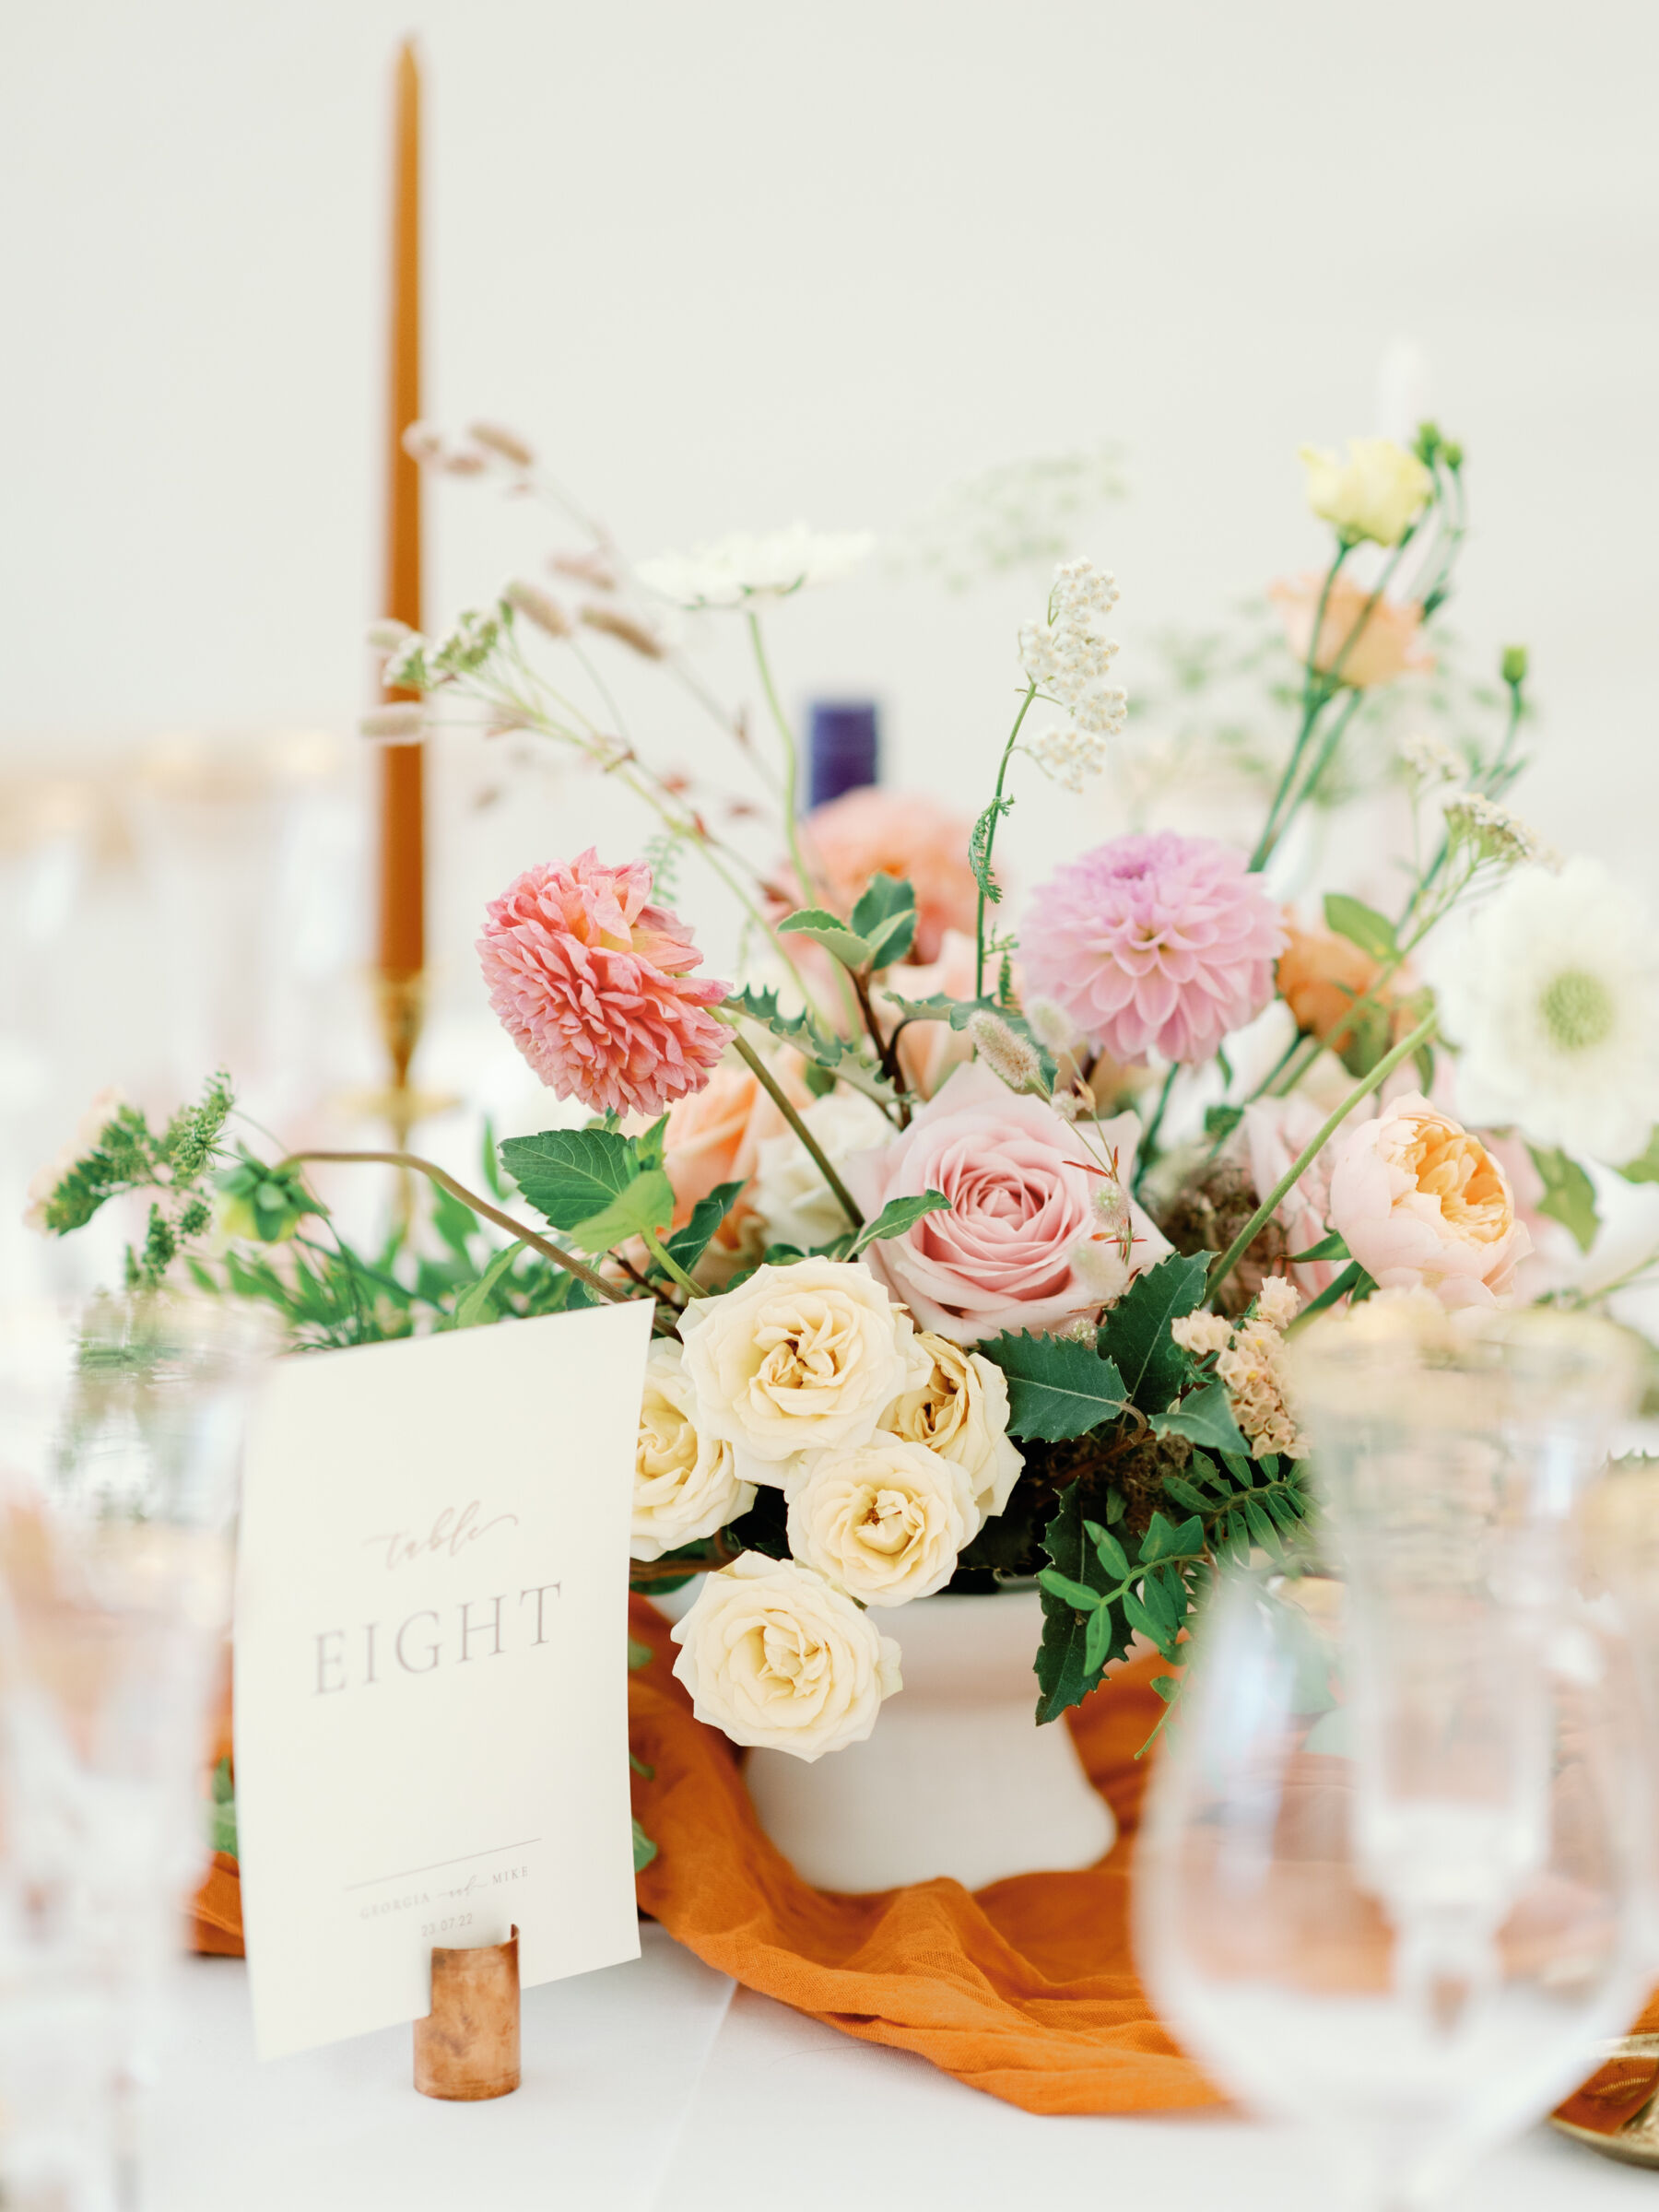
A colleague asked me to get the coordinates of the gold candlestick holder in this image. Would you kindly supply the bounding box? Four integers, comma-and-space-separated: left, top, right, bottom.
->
413, 1925, 522, 2101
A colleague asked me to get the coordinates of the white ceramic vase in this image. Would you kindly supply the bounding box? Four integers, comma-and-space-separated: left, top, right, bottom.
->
743, 1588, 1116, 1893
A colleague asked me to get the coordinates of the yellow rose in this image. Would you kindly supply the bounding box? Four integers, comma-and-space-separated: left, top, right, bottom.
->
677, 1256, 932, 1487
669, 1550, 902, 1760
1298, 437, 1433, 548
883, 1332, 1024, 1522
785, 1436, 976, 1606
631, 1341, 754, 1562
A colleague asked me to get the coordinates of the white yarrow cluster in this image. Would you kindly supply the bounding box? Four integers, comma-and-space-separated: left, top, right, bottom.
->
1018, 558, 1128, 737
1399, 730, 1460, 788
1443, 793, 1549, 869
635, 524, 875, 610
1028, 724, 1110, 793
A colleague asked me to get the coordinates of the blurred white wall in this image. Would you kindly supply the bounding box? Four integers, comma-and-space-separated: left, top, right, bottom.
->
2, 0, 1656, 1199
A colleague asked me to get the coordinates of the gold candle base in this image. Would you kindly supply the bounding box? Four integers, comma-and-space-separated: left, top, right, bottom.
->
413, 1925, 521, 2101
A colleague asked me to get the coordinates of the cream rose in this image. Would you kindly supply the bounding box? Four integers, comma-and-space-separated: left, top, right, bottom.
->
883, 1331, 1023, 1522
677, 1255, 931, 1487
1298, 437, 1433, 548
669, 1550, 902, 1760
1328, 1091, 1532, 1308
751, 1088, 892, 1253
785, 1436, 976, 1606
631, 1340, 754, 1561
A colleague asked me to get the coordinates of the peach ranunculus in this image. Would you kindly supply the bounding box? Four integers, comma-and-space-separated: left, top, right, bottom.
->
785, 787, 980, 967
843, 1062, 1171, 1343
1277, 921, 1389, 1054
1327, 1091, 1532, 1308
1268, 574, 1432, 691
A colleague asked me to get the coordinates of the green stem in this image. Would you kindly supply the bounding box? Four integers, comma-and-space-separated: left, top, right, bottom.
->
1134, 1064, 1180, 1197
641, 1225, 705, 1298
1250, 544, 1348, 870
724, 1028, 863, 1230
279, 1151, 630, 1304
747, 609, 815, 897
976, 682, 1040, 995
1206, 1011, 1438, 1307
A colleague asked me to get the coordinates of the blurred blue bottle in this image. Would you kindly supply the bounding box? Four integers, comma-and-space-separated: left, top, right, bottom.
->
806, 700, 879, 811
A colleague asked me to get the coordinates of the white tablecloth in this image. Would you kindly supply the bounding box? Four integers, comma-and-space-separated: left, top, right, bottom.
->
147, 1927, 1651, 2209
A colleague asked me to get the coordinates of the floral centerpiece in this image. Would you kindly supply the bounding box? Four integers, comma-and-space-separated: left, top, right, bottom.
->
31, 418, 1659, 1804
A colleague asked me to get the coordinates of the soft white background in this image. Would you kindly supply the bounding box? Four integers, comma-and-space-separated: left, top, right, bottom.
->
2, 0, 1655, 1221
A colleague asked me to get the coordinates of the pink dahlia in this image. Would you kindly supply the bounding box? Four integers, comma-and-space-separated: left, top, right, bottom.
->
1021, 832, 1286, 1066
478, 850, 730, 1120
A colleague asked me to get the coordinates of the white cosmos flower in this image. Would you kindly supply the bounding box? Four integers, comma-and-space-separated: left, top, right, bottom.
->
1434, 856, 1659, 1163
635, 523, 875, 610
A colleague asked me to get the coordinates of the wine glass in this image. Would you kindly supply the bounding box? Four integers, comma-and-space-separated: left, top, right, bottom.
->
0, 1294, 273, 2211
1134, 1558, 1652, 2210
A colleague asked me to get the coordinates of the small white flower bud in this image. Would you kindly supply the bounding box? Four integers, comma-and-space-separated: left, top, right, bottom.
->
366, 618, 418, 653
358, 703, 425, 743
1090, 1177, 1132, 1241
967, 1010, 1041, 1092
466, 419, 535, 469
503, 580, 571, 638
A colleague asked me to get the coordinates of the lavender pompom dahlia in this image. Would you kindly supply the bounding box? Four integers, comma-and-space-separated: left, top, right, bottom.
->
1021, 832, 1286, 1066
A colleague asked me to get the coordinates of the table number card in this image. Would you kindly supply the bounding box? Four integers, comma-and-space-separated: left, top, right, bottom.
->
234, 1300, 653, 2059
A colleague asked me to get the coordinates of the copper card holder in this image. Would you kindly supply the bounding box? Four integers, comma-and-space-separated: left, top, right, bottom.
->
413, 1924, 521, 2100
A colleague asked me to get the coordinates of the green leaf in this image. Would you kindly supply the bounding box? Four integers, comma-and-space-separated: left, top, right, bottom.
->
629, 1750, 655, 1780
1150, 1674, 1181, 1703
1097, 1252, 1210, 1415
1160, 1475, 1211, 1514
849, 874, 918, 968
663, 1179, 747, 1274
1153, 1381, 1250, 1456
977, 1331, 1128, 1441
1323, 891, 1397, 963
1036, 1567, 1104, 1613
1204, 1103, 1244, 1142
1287, 1230, 1348, 1264
631, 1818, 658, 1874
455, 1239, 526, 1328
1122, 1589, 1165, 1646
207, 1755, 238, 1859
847, 1188, 951, 1258
775, 906, 875, 969
1082, 1520, 1130, 1579
627, 1637, 653, 1672
502, 1127, 642, 1230
563, 1167, 676, 1254
970, 793, 1014, 904
1296, 1257, 1368, 1322
1528, 1143, 1600, 1254
1616, 1126, 1659, 1184
1034, 1485, 1133, 1724
725, 984, 846, 1073
1140, 1509, 1205, 1564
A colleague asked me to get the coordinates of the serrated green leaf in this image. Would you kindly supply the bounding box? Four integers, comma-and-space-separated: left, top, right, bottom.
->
1034, 1486, 1132, 1724
849, 874, 917, 967
1037, 1567, 1103, 1613
1082, 1519, 1131, 1579
1097, 1251, 1210, 1415
847, 1188, 951, 1258
776, 906, 875, 969
977, 1331, 1127, 1441
631, 1818, 658, 1874
1323, 891, 1397, 963
1616, 1126, 1659, 1183
1527, 1143, 1600, 1255
725, 985, 846, 1073
455, 1239, 526, 1328
1155, 1381, 1250, 1456
563, 1167, 676, 1254
500, 1127, 642, 1230
664, 1179, 747, 1274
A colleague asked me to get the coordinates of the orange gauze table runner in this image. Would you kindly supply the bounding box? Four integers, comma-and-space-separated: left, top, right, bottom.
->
190, 1594, 1659, 2126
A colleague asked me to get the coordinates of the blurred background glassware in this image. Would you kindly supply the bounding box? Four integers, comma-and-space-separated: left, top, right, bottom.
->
1135, 1559, 1652, 2211
0, 1294, 274, 2210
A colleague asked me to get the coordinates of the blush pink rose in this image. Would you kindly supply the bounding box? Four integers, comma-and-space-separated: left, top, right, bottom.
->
842, 1062, 1171, 1342
1328, 1091, 1532, 1309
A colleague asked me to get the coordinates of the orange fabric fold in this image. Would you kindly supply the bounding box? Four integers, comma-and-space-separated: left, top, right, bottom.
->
187, 1592, 1659, 2130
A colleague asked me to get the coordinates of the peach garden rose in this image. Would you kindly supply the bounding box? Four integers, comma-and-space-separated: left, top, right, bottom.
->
1328, 1091, 1531, 1308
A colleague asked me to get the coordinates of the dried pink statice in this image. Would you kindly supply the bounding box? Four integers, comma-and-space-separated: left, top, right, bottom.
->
478, 851, 730, 1119
1020, 832, 1286, 1066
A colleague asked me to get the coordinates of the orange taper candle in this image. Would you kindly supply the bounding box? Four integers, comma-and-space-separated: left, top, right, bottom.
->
378, 38, 424, 1095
